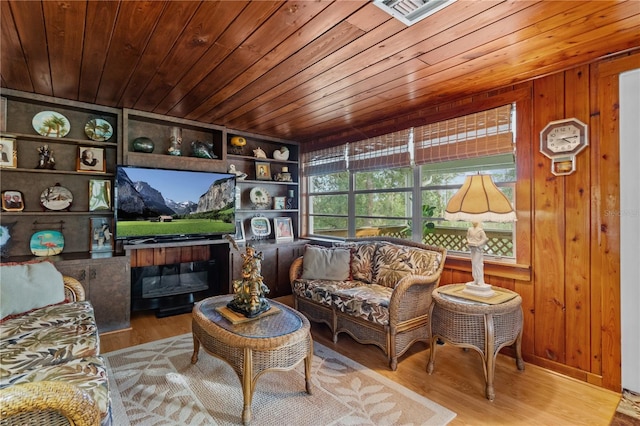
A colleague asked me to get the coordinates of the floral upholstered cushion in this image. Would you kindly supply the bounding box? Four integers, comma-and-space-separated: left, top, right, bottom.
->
332, 284, 393, 325
0, 355, 110, 423
292, 279, 361, 307
335, 242, 377, 283
373, 243, 443, 288
0, 302, 99, 379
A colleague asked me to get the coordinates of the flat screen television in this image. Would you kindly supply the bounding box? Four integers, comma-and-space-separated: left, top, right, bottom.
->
115, 165, 236, 243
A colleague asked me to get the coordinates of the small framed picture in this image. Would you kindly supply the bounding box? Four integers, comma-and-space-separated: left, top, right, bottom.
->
255, 161, 271, 180
90, 217, 113, 253
77, 146, 106, 173
274, 217, 294, 242
89, 179, 111, 211
250, 216, 271, 238
2, 190, 24, 212
0, 137, 17, 168
232, 219, 245, 243
273, 196, 286, 210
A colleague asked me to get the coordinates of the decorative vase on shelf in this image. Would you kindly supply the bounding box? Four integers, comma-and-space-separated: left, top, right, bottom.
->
132, 137, 155, 153
168, 127, 182, 156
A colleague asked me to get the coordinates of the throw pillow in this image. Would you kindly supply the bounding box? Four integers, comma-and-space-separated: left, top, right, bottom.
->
0, 260, 65, 320
301, 245, 351, 281
335, 242, 377, 283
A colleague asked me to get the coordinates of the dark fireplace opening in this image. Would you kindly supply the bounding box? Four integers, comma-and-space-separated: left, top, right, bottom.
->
131, 260, 220, 317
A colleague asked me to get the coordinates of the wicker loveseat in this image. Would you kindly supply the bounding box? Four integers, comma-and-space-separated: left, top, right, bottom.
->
290, 237, 446, 370
0, 261, 110, 426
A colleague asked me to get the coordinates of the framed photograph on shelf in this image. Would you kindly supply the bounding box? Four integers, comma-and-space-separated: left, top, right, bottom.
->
273, 196, 286, 210
255, 161, 271, 180
232, 219, 245, 243
274, 217, 294, 242
2, 190, 24, 212
250, 216, 271, 238
89, 179, 111, 211
89, 217, 113, 253
0, 137, 16, 168
77, 146, 106, 173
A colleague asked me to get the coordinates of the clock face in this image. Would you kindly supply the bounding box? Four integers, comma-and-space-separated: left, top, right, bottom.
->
546, 124, 581, 153
540, 118, 588, 159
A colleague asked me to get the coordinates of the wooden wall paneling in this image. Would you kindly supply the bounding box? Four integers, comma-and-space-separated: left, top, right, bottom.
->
191, 245, 210, 262
134, 248, 155, 267
514, 86, 536, 358
180, 246, 191, 263
41, 1, 86, 100
533, 73, 566, 364
95, 1, 166, 106
78, 2, 121, 103
563, 65, 592, 372
3, 1, 46, 93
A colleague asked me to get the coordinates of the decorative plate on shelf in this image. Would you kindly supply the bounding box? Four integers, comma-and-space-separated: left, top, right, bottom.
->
30, 230, 64, 256
249, 186, 271, 209
32, 111, 70, 138
85, 118, 113, 141
40, 184, 73, 211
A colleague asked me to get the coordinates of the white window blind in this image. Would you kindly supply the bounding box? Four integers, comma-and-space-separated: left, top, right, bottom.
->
348, 128, 412, 171
414, 104, 514, 165
302, 145, 347, 176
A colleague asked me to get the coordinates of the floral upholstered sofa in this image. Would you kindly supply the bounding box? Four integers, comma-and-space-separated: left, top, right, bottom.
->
290, 237, 446, 370
0, 260, 111, 426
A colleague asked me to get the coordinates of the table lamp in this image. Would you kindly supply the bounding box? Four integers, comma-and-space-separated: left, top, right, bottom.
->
444, 174, 517, 298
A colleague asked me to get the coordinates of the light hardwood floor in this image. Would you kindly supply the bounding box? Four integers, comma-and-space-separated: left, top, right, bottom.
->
101, 296, 620, 425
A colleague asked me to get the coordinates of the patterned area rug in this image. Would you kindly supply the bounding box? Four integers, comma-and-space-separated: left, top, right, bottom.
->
610, 389, 640, 426
104, 334, 456, 425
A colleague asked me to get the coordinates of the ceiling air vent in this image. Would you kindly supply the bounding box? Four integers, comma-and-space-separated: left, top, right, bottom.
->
373, 0, 456, 26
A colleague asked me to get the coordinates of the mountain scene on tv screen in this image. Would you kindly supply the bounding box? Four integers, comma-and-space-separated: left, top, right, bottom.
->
116, 168, 235, 237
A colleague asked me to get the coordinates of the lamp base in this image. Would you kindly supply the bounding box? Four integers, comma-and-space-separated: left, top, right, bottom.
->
462, 282, 496, 298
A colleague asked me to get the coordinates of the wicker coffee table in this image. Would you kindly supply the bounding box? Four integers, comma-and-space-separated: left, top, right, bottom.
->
427, 284, 524, 401
191, 295, 313, 425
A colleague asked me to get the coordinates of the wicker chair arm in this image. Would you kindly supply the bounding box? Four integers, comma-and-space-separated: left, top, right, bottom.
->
63, 276, 86, 302
289, 257, 304, 289
389, 274, 439, 324
0, 381, 100, 426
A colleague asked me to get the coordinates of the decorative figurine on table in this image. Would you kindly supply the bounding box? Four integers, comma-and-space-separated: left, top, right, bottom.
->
467, 221, 489, 286
225, 235, 270, 317
36, 144, 55, 169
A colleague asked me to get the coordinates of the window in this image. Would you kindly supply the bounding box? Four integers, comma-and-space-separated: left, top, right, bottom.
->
303, 104, 516, 258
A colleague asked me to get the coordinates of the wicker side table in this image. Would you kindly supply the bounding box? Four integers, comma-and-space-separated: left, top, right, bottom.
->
427, 284, 524, 401
191, 295, 313, 425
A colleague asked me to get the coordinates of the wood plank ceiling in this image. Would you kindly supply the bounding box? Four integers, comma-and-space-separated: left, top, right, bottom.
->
1, 1, 638, 148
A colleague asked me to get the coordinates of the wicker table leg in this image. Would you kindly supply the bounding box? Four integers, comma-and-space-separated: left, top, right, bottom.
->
242, 348, 253, 425
191, 333, 200, 364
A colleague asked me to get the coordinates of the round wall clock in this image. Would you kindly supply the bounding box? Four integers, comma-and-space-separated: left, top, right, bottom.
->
40, 184, 73, 211
540, 117, 588, 176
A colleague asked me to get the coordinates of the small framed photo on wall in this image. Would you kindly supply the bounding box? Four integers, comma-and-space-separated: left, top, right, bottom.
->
89, 217, 113, 253
0, 137, 16, 168
274, 217, 294, 242
77, 146, 106, 173
2, 190, 24, 212
255, 161, 271, 180
273, 196, 286, 210
89, 179, 111, 211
